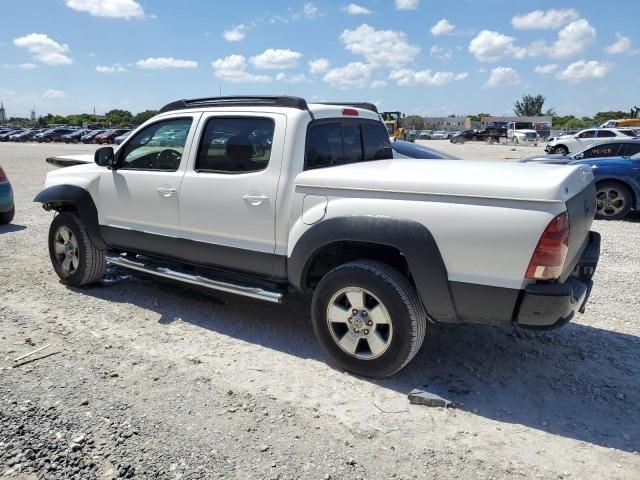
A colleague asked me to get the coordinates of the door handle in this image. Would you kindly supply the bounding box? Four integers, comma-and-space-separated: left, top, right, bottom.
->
157, 186, 177, 197
243, 194, 269, 206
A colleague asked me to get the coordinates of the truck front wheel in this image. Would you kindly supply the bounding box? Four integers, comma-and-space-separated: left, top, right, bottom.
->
311, 261, 427, 378
48, 212, 106, 286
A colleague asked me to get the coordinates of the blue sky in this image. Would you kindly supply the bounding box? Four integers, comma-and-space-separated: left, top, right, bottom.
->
1, 0, 639, 118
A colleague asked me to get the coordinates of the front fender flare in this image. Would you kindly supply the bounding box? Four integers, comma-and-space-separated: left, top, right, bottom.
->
34, 185, 107, 250
288, 216, 457, 322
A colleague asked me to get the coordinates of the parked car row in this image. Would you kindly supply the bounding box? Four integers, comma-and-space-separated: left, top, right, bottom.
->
0, 126, 132, 144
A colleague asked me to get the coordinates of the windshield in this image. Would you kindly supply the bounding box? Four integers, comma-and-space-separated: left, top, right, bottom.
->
514, 122, 533, 129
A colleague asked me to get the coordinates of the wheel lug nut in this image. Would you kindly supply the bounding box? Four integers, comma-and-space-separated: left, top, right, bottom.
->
366, 321, 373, 326
363, 329, 369, 335
362, 311, 367, 316
348, 317, 352, 323
352, 309, 358, 315
354, 329, 360, 333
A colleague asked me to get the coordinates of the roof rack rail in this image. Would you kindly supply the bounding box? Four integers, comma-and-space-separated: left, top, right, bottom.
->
314, 102, 379, 113
159, 96, 309, 113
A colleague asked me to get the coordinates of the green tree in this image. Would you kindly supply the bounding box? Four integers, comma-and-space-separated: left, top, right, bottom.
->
105, 109, 133, 127
514, 94, 546, 116
132, 110, 159, 126
468, 113, 490, 122
403, 115, 425, 130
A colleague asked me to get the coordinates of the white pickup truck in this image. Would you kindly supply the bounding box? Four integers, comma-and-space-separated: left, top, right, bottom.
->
35, 96, 600, 377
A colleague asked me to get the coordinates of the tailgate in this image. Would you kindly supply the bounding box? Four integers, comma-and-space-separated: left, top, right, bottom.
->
561, 180, 597, 281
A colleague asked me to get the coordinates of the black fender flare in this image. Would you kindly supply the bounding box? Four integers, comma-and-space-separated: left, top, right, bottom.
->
34, 185, 107, 250
288, 216, 458, 323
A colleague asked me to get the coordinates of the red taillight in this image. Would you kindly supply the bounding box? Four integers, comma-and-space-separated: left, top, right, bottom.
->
526, 211, 570, 281
0, 168, 7, 182
342, 108, 359, 116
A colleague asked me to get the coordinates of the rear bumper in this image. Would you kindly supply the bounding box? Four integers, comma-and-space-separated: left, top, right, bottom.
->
516, 231, 600, 329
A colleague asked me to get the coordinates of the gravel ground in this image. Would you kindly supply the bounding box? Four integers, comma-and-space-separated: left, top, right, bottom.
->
1, 142, 639, 479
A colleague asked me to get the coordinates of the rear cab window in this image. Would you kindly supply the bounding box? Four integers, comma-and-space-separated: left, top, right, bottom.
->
305, 120, 392, 170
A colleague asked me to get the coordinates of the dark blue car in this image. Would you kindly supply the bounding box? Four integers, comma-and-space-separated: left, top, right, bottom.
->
0, 165, 15, 224
524, 152, 640, 220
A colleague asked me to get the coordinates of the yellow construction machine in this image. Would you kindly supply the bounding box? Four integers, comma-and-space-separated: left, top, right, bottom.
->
600, 107, 640, 128
381, 111, 408, 140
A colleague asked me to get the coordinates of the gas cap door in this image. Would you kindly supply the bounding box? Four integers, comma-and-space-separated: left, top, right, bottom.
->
302, 195, 328, 225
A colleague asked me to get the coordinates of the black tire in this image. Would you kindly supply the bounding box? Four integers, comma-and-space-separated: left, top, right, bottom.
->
595, 181, 633, 220
48, 212, 106, 286
0, 206, 15, 225
311, 260, 427, 378
553, 145, 568, 155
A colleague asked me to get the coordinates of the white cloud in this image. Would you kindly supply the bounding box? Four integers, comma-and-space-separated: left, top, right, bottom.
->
529, 19, 596, 59
13, 33, 73, 66
308, 58, 330, 74
275, 72, 311, 84
323, 62, 371, 87
250, 49, 302, 70
430, 19, 455, 36
370, 80, 387, 88
605, 33, 632, 54
43, 89, 68, 99
340, 24, 420, 68
65, 0, 144, 19
484, 66, 521, 88
430, 45, 452, 60
343, 3, 371, 15
212, 55, 271, 83
96, 64, 127, 73
511, 9, 579, 30
468, 30, 525, 62
17, 63, 37, 70
389, 69, 468, 86
303, 2, 319, 18
223, 24, 247, 42
534, 64, 558, 74
135, 57, 198, 69
556, 60, 611, 83
395, 0, 418, 10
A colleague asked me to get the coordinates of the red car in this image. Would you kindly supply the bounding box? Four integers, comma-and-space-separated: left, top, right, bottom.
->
95, 129, 130, 144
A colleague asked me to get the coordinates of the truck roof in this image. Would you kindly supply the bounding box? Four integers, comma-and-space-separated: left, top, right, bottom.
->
158, 96, 381, 121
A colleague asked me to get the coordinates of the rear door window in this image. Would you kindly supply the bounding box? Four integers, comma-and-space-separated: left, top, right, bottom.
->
305, 120, 392, 170
622, 143, 640, 157
195, 117, 275, 173
596, 130, 616, 138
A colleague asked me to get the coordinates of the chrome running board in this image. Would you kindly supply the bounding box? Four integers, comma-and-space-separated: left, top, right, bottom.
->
106, 254, 284, 303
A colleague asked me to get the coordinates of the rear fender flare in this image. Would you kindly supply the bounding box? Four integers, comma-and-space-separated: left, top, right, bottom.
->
288, 216, 458, 322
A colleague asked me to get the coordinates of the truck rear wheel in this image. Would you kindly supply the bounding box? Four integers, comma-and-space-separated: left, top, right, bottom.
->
311, 261, 427, 378
48, 212, 106, 286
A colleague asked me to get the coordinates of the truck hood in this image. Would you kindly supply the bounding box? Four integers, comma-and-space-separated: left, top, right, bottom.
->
46, 154, 94, 168
294, 159, 594, 203
513, 129, 538, 135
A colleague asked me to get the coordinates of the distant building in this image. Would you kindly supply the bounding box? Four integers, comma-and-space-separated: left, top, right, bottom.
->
0, 103, 6, 124
30, 108, 36, 122
423, 116, 470, 131
480, 115, 552, 128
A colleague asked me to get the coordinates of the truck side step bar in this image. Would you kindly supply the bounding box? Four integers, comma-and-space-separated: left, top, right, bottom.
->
106, 254, 284, 304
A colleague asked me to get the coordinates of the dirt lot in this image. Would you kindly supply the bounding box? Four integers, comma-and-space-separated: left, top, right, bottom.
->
1, 142, 639, 479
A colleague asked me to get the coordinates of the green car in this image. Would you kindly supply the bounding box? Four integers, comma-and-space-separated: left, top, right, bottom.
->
0, 165, 15, 224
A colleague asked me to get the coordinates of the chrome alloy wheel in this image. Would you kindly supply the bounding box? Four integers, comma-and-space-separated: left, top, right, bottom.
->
326, 287, 393, 360
53, 226, 79, 274
596, 187, 626, 218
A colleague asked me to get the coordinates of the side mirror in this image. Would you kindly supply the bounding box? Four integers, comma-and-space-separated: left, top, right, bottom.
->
574, 153, 584, 160
95, 146, 115, 168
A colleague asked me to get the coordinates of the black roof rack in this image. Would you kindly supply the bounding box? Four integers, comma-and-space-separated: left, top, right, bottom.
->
159, 96, 309, 113
314, 102, 379, 113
